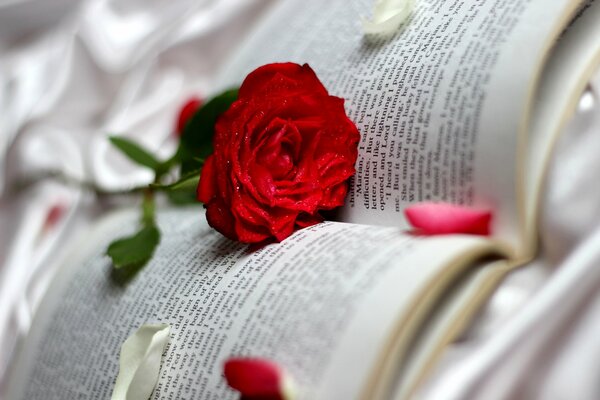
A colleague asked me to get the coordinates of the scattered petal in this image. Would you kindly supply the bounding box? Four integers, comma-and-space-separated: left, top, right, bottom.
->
111, 323, 171, 400
36, 201, 68, 245
43, 203, 66, 231
176, 96, 203, 136
404, 202, 492, 235
39, 202, 68, 239
363, 0, 415, 36
224, 358, 296, 400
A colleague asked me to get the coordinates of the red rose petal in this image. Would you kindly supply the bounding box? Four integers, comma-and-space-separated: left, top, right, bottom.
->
234, 215, 273, 244
238, 63, 328, 99
175, 96, 202, 136
224, 358, 287, 400
197, 155, 217, 204
240, 395, 284, 400
205, 197, 239, 241
295, 212, 323, 228
249, 164, 277, 202
319, 182, 349, 209
404, 202, 492, 235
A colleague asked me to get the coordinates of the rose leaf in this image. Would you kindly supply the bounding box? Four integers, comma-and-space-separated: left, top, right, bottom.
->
150, 169, 201, 206
107, 224, 160, 282
164, 173, 200, 205
109, 136, 162, 172
165, 190, 199, 205
166, 173, 202, 205
151, 170, 201, 192
179, 88, 239, 174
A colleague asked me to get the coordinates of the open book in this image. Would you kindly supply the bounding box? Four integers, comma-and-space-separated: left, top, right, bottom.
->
4, 0, 600, 399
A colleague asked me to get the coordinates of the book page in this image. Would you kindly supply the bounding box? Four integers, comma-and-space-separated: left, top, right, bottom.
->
388, 259, 512, 400
215, 0, 582, 251
5, 208, 505, 400
522, 0, 600, 253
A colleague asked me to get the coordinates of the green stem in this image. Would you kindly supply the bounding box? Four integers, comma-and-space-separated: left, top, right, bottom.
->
156, 145, 185, 177
141, 189, 156, 226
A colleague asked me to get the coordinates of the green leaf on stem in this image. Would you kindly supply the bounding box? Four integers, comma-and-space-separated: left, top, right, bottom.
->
166, 190, 199, 205
152, 170, 202, 206
169, 174, 199, 191
152, 170, 201, 192
179, 88, 238, 174
109, 136, 162, 172
108, 224, 160, 282
108, 191, 160, 283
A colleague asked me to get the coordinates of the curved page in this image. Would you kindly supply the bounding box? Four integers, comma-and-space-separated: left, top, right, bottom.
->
5, 208, 503, 400
523, 0, 600, 254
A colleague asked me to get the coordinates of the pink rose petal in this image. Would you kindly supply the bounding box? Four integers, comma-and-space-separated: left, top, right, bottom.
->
224, 358, 294, 400
404, 202, 492, 235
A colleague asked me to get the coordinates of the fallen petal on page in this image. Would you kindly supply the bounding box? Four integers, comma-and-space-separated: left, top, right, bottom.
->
111, 323, 171, 400
404, 202, 492, 235
363, 0, 415, 35
224, 358, 296, 400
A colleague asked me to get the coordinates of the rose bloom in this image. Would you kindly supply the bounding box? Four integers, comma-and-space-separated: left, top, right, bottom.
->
197, 63, 360, 243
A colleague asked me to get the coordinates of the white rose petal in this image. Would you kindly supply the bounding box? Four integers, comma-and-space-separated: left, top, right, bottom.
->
111, 323, 171, 400
363, 0, 416, 36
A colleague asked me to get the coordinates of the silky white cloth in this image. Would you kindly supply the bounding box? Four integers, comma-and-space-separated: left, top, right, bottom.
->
1, 1, 600, 399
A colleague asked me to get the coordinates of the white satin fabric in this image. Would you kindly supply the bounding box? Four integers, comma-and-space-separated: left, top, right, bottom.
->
1, 1, 600, 399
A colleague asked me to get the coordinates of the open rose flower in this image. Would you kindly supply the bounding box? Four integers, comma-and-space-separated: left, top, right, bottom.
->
197, 63, 360, 243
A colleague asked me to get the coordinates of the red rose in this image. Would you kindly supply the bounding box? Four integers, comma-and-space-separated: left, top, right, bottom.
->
197, 63, 360, 243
